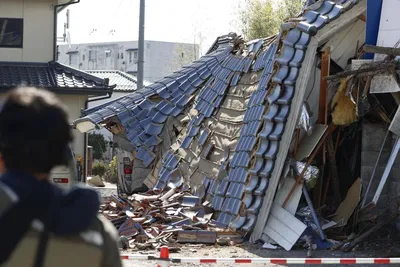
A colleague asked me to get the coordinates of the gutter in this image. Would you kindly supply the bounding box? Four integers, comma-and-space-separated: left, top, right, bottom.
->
53, 0, 81, 61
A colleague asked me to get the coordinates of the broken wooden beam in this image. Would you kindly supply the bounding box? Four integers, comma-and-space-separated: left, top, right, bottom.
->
318, 47, 330, 124
282, 124, 337, 208
364, 45, 400, 57
324, 62, 396, 80
341, 221, 386, 252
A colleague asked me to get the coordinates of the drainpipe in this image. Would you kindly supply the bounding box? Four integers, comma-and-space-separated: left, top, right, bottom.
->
137, 0, 145, 89
53, 0, 80, 61
81, 92, 113, 183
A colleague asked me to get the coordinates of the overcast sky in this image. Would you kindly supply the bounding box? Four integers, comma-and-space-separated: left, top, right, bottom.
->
57, 0, 245, 55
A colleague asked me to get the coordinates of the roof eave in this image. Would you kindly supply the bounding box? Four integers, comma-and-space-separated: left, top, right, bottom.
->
0, 86, 113, 96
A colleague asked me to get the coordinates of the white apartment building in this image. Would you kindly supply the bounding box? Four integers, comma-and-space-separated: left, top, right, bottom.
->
57, 40, 200, 82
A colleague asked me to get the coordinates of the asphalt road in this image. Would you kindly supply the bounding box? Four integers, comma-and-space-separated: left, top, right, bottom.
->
122, 240, 400, 267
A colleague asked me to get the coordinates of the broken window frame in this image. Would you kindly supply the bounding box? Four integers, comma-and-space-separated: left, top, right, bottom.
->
0, 18, 23, 48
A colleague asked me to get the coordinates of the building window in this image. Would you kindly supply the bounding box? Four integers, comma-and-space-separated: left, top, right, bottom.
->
0, 18, 23, 48
82, 54, 85, 61
121, 53, 124, 59
129, 52, 132, 63
133, 51, 138, 61
89, 50, 97, 61
105, 50, 111, 58
69, 53, 78, 66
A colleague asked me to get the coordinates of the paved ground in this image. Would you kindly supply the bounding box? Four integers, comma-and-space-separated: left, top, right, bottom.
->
122, 238, 400, 267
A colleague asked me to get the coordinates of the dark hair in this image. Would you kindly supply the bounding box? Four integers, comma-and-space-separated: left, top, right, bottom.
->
0, 87, 73, 173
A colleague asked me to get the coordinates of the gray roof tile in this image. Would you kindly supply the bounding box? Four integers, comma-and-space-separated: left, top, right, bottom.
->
0, 61, 113, 93
86, 70, 150, 92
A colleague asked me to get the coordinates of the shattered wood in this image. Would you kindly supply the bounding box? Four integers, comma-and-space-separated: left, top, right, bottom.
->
100, 190, 242, 250
324, 61, 397, 81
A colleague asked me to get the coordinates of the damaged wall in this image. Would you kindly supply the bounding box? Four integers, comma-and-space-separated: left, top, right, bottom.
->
361, 123, 400, 220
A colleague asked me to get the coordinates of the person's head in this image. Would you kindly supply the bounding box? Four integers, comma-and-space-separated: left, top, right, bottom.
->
0, 87, 73, 175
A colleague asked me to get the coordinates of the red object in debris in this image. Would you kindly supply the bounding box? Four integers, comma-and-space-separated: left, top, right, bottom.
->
157, 246, 170, 267
124, 167, 132, 174
53, 178, 69, 183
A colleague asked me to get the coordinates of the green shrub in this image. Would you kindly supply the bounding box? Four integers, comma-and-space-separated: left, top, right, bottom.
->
104, 156, 118, 184
92, 161, 107, 177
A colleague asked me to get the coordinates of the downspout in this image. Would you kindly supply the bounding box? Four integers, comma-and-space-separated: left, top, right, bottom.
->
53, 0, 80, 61
82, 92, 113, 183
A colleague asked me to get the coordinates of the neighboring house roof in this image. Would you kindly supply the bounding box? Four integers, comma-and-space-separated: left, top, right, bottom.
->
86, 70, 151, 92
74, 0, 365, 241
0, 61, 114, 95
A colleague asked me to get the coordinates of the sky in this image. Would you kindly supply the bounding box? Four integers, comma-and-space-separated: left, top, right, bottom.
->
57, 0, 246, 56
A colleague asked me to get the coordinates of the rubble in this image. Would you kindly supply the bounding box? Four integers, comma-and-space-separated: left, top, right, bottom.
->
100, 189, 242, 250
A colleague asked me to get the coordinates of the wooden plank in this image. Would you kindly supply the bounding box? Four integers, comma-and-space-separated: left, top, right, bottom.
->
325, 61, 395, 80
364, 45, 400, 57
274, 177, 303, 215
332, 178, 361, 227
295, 124, 328, 161
389, 106, 400, 136
318, 47, 330, 124
336, 22, 365, 68
263, 204, 307, 251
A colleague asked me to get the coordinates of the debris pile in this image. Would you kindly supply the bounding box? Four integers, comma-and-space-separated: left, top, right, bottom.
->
100, 189, 243, 251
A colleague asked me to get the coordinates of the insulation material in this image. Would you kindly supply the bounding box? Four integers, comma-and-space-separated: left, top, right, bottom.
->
228, 84, 258, 98
290, 160, 320, 188
216, 107, 245, 122
197, 159, 220, 177
296, 102, 313, 135
212, 121, 242, 139
331, 78, 358, 126
221, 95, 248, 111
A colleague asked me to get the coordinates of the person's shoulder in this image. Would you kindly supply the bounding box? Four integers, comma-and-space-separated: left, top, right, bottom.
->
95, 214, 119, 241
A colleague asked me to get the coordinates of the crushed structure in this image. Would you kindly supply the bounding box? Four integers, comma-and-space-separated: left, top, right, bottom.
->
74, 0, 400, 254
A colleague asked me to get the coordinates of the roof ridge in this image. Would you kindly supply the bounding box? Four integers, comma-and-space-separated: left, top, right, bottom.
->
53, 62, 109, 86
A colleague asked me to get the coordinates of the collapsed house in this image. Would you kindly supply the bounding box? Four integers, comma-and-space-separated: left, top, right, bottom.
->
74, 0, 400, 252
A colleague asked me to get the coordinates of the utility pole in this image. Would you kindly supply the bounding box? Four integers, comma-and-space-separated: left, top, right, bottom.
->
137, 0, 145, 89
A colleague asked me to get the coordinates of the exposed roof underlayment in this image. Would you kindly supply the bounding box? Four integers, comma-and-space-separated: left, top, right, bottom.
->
74, 0, 367, 242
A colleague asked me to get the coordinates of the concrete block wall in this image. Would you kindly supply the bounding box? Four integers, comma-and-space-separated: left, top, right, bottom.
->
361, 123, 400, 222
361, 124, 393, 212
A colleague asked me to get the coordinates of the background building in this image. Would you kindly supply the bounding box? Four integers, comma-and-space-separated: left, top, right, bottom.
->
57, 40, 200, 82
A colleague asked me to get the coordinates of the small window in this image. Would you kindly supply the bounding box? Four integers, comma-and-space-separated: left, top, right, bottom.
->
121, 53, 124, 59
0, 18, 23, 48
181, 52, 184, 58
133, 51, 138, 61
129, 52, 132, 63
69, 53, 78, 66
117, 53, 120, 59
105, 50, 111, 58
82, 54, 85, 61
89, 50, 97, 61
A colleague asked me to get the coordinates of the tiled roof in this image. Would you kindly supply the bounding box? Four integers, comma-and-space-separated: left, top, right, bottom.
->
86, 70, 151, 92
75, 0, 363, 235
0, 61, 114, 94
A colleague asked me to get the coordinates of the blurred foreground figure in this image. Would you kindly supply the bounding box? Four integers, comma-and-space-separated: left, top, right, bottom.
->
0, 87, 122, 267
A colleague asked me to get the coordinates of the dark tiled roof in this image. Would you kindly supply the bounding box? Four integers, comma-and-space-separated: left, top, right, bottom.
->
86, 70, 151, 92
75, 0, 362, 234
0, 61, 113, 94
75, 44, 233, 166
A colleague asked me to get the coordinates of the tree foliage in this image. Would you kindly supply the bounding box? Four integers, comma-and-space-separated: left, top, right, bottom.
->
88, 132, 107, 160
92, 161, 107, 177
238, 0, 304, 40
